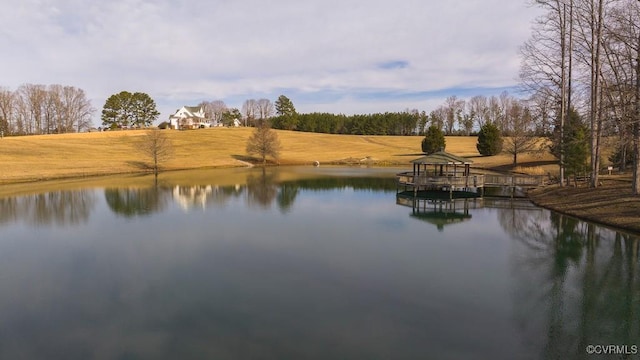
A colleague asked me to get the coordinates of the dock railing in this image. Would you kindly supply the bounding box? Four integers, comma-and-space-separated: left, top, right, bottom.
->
483, 174, 547, 187
397, 172, 485, 188
397, 172, 548, 189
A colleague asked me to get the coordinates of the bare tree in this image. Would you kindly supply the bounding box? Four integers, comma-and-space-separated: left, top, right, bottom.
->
528, 88, 556, 135
19, 84, 47, 135
242, 99, 257, 127
503, 99, 539, 165
198, 100, 227, 127
487, 95, 503, 126
246, 122, 281, 164
140, 130, 174, 176
521, 0, 581, 185
63, 86, 94, 132
210, 100, 227, 126
600, 0, 640, 194
636, 31, 640, 195
256, 98, 274, 124
570, 0, 607, 187
2, 84, 93, 135
0, 87, 15, 135
468, 95, 490, 130
429, 106, 447, 131
443, 96, 465, 135
44, 84, 61, 134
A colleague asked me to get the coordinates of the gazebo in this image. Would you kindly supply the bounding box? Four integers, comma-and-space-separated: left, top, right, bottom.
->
396, 151, 484, 197
411, 151, 473, 178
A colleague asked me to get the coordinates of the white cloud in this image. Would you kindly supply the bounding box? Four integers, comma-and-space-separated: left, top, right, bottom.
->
0, 0, 542, 123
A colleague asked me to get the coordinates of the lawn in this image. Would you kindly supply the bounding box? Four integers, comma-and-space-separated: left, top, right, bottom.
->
0, 128, 559, 184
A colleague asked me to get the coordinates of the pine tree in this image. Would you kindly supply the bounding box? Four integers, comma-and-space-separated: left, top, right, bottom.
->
421, 126, 446, 154
274, 95, 298, 130
476, 123, 503, 156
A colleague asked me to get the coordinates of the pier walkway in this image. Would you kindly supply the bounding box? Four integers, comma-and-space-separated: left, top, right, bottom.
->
396, 151, 550, 198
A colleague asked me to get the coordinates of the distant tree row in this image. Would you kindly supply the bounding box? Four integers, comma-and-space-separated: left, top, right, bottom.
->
0, 84, 94, 135
227, 93, 554, 139
271, 110, 424, 135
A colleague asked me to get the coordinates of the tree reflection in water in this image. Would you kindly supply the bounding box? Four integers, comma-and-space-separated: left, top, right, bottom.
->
104, 187, 171, 218
166, 168, 393, 213
246, 168, 279, 209
0, 190, 96, 227
499, 206, 640, 359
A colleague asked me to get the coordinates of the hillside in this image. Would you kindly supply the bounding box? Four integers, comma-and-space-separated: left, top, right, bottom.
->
0, 128, 556, 184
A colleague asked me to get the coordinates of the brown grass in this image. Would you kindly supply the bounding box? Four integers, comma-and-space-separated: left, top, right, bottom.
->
528, 177, 640, 235
0, 128, 559, 184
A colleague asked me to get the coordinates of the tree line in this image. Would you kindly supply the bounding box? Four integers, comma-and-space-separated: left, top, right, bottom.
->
0, 84, 94, 135
520, 0, 640, 192
199, 92, 553, 137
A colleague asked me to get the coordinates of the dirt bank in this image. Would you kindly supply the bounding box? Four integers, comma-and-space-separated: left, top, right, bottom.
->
527, 177, 640, 235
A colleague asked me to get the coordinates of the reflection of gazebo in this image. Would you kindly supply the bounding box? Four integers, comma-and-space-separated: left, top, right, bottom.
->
396, 194, 476, 232
397, 151, 484, 197
410, 208, 472, 232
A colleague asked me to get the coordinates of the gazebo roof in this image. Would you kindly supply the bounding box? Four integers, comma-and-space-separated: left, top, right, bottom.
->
411, 151, 473, 165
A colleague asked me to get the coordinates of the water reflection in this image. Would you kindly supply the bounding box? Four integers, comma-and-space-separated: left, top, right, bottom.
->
0, 169, 639, 359
0, 190, 95, 226
0, 169, 397, 223
276, 183, 299, 214
246, 168, 279, 209
104, 186, 171, 217
395, 192, 640, 358
500, 206, 640, 359
397, 195, 474, 231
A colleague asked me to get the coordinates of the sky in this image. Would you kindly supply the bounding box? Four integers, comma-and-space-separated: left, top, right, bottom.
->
1, 0, 542, 125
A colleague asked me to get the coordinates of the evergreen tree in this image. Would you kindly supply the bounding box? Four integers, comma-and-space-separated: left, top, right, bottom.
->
273, 95, 298, 130
550, 108, 589, 178
421, 125, 446, 154
101, 91, 159, 128
609, 142, 633, 171
476, 122, 503, 156
222, 108, 241, 127
564, 123, 589, 177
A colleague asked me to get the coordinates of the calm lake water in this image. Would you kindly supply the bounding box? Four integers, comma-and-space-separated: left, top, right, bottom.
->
0, 167, 638, 360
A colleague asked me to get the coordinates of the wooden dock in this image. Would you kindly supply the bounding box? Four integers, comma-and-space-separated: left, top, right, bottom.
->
396, 171, 549, 197
397, 151, 550, 198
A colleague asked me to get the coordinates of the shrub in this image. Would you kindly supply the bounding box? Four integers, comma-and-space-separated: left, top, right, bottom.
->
421, 126, 446, 154
476, 123, 503, 156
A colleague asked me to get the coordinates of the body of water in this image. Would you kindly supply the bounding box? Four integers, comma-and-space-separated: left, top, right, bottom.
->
0, 167, 638, 359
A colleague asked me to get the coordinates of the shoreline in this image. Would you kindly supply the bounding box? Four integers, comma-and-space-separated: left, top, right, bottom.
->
527, 178, 640, 236
1, 155, 638, 236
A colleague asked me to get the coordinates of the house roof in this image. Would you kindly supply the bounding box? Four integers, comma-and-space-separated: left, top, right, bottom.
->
184, 106, 202, 113
411, 151, 473, 165
170, 106, 205, 120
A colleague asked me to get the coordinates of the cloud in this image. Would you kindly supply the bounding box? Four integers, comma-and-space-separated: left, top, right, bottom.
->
378, 61, 410, 70
0, 0, 542, 123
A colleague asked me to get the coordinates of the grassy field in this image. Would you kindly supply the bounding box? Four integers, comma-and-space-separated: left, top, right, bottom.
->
0, 128, 559, 184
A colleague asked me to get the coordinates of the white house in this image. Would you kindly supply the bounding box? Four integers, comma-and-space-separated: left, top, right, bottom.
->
169, 106, 209, 129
